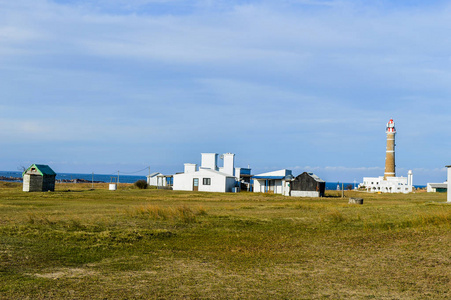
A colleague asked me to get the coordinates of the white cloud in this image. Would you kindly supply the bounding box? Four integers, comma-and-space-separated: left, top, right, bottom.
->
1, 0, 451, 180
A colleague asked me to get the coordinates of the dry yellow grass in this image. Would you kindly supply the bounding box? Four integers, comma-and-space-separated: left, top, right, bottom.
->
0, 182, 450, 299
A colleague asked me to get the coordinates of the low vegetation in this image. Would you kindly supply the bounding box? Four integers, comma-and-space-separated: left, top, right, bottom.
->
134, 179, 148, 189
0, 182, 450, 299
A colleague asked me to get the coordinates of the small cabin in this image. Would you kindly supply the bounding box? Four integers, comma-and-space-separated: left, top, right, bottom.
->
22, 164, 56, 192
291, 172, 325, 197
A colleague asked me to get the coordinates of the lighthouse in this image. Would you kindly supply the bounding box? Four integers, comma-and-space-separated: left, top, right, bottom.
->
384, 119, 396, 179
360, 119, 413, 193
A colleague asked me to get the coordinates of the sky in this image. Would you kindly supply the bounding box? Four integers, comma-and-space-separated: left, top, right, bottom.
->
1, 0, 451, 184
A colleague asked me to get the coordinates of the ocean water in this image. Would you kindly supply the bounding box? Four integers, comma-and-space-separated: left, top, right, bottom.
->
0, 171, 425, 189
0, 171, 146, 184
2, 170, 350, 188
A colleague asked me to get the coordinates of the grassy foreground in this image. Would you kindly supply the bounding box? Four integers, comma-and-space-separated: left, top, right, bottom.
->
0, 182, 450, 299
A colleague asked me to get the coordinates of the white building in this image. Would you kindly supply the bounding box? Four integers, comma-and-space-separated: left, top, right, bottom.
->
447, 166, 451, 202
147, 172, 163, 186
253, 169, 293, 196
361, 170, 413, 193
426, 182, 447, 193
173, 153, 237, 193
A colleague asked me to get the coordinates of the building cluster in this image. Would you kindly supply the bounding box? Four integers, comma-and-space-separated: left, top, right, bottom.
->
20, 119, 451, 201
165, 152, 325, 197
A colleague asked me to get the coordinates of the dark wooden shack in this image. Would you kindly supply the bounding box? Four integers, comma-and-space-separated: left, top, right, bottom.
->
22, 164, 56, 192
291, 172, 325, 197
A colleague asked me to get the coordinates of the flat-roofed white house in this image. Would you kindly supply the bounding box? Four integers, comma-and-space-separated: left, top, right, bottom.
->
147, 172, 163, 186
427, 182, 447, 193
253, 169, 293, 195
173, 153, 237, 193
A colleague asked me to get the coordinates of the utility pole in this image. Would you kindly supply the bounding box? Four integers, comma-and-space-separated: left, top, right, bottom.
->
342, 183, 344, 198
117, 171, 120, 185
92, 172, 94, 189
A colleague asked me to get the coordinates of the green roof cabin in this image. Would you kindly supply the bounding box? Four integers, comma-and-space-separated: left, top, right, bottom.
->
22, 164, 56, 192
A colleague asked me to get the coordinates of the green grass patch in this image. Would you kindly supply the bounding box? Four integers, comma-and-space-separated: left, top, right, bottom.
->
0, 182, 450, 299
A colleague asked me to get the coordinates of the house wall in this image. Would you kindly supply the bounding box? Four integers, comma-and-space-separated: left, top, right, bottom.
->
23, 174, 43, 192
253, 179, 284, 194
173, 173, 194, 191
199, 173, 226, 192
254, 179, 264, 193
225, 177, 236, 193
291, 191, 320, 197
448, 167, 451, 202
42, 175, 55, 191
147, 176, 158, 186
173, 170, 235, 193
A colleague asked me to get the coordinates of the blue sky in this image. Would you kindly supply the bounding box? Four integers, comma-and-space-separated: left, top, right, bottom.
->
1, 0, 451, 184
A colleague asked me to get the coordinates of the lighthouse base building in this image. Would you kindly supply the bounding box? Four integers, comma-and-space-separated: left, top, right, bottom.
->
361, 170, 413, 194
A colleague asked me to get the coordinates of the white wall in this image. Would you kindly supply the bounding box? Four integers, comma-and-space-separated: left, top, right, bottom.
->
173, 169, 235, 193
173, 173, 194, 191
184, 164, 197, 173
291, 191, 320, 197
201, 153, 218, 170
253, 179, 285, 194
147, 173, 163, 186
447, 167, 451, 202
220, 153, 235, 176
362, 175, 412, 193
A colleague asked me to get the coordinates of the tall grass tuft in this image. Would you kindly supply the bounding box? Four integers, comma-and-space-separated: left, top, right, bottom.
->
126, 205, 207, 223
324, 209, 347, 223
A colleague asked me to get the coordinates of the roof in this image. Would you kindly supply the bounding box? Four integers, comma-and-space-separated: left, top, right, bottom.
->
253, 169, 292, 178
306, 172, 325, 183
23, 164, 56, 176
428, 183, 447, 188
147, 172, 162, 178
253, 175, 294, 180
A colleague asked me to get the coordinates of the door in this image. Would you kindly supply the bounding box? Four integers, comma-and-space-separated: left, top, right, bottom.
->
193, 178, 199, 191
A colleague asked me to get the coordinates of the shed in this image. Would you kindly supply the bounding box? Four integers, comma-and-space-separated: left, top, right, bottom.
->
291, 172, 325, 197
22, 164, 56, 192
426, 182, 447, 193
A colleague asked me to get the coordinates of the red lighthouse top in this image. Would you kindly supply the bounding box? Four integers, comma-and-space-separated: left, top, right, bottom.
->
386, 119, 396, 133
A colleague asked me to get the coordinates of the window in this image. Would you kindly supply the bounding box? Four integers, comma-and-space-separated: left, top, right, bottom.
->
203, 178, 211, 185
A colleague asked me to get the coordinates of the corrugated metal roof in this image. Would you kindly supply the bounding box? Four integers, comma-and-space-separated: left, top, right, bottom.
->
147, 172, 161, 178
253, 175, 294, 180
23, 164, 56, 176
307, 172, 325, 182
429, 183, 447, 188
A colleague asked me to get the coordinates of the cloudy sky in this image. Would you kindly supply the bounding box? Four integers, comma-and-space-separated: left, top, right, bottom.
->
1, 0, 451, 184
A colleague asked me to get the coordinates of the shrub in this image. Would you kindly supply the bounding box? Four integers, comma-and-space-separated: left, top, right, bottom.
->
134, 180, 148, 189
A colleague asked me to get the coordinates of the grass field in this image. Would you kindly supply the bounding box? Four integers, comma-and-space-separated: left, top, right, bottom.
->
0, 182, 450, 299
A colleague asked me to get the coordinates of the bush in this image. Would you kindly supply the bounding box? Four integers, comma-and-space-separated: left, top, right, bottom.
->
134, 180, 148, 189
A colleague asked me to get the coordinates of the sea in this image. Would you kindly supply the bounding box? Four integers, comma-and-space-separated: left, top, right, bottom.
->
0, 171, 146, 184
0, 171, 425, 189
